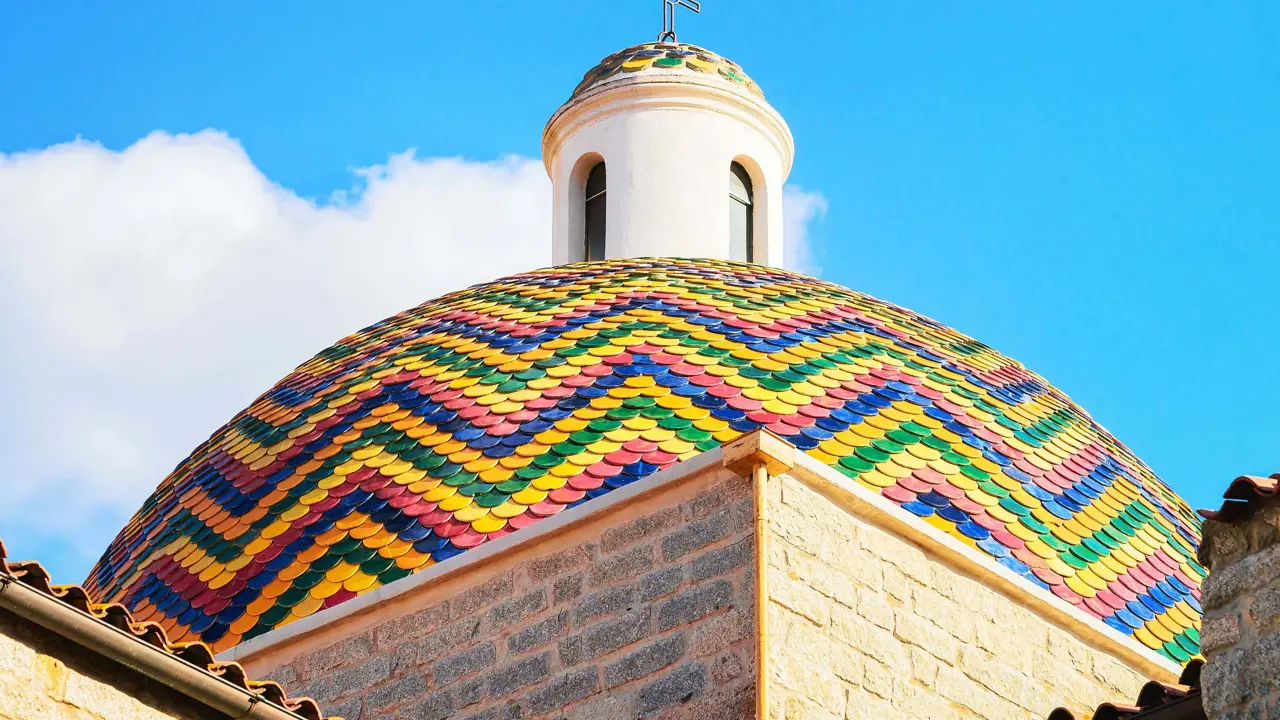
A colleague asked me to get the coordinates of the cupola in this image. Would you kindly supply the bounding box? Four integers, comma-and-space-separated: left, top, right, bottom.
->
542, 42, 794, 267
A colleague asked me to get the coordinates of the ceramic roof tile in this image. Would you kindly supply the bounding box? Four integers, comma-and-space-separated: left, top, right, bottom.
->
571, 42, 762, 99
0, 537, 337, 720
83, 258, 1205, 660
1197, 473, 1280, 524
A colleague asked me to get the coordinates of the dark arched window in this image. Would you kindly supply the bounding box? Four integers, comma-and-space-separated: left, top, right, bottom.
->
584, 162, 606, 261
729, 162, 753, 262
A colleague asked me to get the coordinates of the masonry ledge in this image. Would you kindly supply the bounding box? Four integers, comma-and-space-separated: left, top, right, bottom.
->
784, 450, 1184, 684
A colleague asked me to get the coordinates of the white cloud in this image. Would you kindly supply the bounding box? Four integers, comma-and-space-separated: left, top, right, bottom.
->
783, 186, 829, 275
0, 131, 824, 580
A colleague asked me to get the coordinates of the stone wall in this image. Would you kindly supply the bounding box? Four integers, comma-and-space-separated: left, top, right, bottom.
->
259, 470, 758, 720
0, 607, 218, 720
765, 473, 1150, 720
1197, 505, 1280, 718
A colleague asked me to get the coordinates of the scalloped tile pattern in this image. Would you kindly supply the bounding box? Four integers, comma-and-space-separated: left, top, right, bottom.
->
571, 42, 763, 100
85, 259, 1204, 659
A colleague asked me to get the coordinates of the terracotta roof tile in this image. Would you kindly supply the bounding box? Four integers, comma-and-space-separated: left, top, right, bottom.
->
0, 537, 338, 720
1046, 659, 1203, 720
1197, 473, 1280, 524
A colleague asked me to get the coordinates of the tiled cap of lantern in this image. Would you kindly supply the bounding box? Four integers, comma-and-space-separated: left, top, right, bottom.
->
85, 258, 1205, 661
570, 42, 763, 100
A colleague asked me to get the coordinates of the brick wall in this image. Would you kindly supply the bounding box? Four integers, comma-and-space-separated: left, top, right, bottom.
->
261, 471, 758, 720
765, 473, 1149, 720
0, 607, 218, 720
1197, 505, 1280, 718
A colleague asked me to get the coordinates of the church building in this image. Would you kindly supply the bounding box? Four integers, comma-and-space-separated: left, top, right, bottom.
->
16, 11, 1276, 720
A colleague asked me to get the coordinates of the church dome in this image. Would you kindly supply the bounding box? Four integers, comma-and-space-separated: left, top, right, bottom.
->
570, 42, 763, 100
86, 258, 1205, 661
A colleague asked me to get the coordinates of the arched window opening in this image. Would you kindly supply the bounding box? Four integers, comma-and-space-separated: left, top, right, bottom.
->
729, 162, 754, 262
584, 162, 607, 261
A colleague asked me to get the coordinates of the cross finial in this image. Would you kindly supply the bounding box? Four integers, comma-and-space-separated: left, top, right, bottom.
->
658, 0, 700, 43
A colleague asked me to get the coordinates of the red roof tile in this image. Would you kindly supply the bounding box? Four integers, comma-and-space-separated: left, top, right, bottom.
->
1197, 473, 1280, 524
0, 537, 337, 720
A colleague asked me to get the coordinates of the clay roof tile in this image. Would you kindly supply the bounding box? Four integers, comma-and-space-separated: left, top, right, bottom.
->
0, 536, 338, 720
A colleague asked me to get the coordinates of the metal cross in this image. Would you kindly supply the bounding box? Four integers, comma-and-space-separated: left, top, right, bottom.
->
658, 0, 700, 43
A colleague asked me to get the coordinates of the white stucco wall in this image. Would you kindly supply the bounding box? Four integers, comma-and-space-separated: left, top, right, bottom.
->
544, 74, 794, 267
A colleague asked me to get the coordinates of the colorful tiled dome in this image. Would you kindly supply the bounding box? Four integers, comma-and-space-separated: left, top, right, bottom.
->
570, 42, 763, 100
86, 259, 1204, 661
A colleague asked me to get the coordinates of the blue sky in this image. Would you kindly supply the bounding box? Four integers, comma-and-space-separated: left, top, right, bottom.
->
2, 1, 1277, 580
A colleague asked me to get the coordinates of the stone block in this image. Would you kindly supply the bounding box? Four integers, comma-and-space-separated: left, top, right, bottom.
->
602, 508, 682, 555
689, 608, 753, 658
908, 645, 940, 688
401, 686, 461, 720
365, 672, 428, 713
567, 694, 630, 720
302, 632, 374, 677
1251, 584, 1280, 635
560, 609, 652, 667
396, 617, 482, 669
488, 652, 551, 697
489, 589, 548, 632
772, 652, 846, 710
373, 601, 450, 649
658, 579, 734, 632
858, 526, 929, 585
690, 538, 751, 582
434, 642, 498, 686
526, 543, 595, 583
508, 610, 570, 656
910, 586, 972, 642
526, 668, 601, 716
843, 690, 895, 720
770, 575, 829, 627
663, 511, 731, 563
330, 654, 393, 699
589, 545, 655, 588
290, 675, 334, 704
452, 574, 516, 620
856, 588, 893, 631
326, 696, 364, 720
639, 566, 684, 602
829, 605, 907, 673
686, 684, 756, 720
604, 634, 688, 689
553, 573, 584, 605
709, 649, 745, 684
1201, 611, 1243, 655
0, 632, 32, 681
61, 670, 145, 719
575, 585, 637, 626
783, 694, 843, 720
687, 478, 751, 521
636, 662, 708, 715
894, 612, 959, 665
260, 662, 297, 687
460, 702, 524, 720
